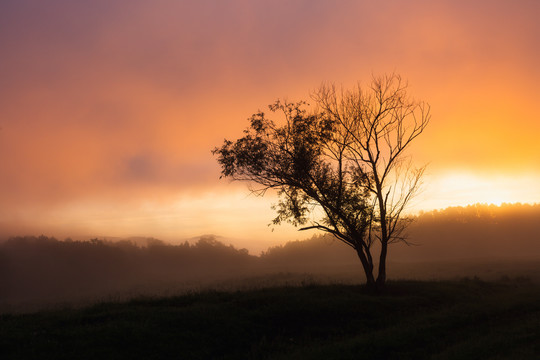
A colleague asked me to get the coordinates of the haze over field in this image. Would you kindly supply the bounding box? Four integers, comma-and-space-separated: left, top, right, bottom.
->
1, 0, 539, 250
2, 203, 540, 313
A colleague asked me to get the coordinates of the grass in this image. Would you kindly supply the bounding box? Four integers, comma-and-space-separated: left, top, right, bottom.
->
1, 278, 539, 359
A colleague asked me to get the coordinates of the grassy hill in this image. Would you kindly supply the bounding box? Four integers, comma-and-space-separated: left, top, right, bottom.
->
2, 278, 539, 359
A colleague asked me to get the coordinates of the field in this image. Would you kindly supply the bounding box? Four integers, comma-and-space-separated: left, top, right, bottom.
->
2, 278, 539, 359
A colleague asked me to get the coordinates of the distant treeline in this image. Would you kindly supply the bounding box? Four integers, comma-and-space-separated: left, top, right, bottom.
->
396, 203, 540, 261
0, 235, 255, 309
1, 203, 539, 310
261, 203, 540, 263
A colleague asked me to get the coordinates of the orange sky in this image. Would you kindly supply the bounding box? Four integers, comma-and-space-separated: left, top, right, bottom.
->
1, 0, 539, 252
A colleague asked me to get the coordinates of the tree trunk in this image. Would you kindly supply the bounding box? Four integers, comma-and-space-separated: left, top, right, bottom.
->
355, 247, 375, 287
374, 180, 388, 289
376, 240, 388, 288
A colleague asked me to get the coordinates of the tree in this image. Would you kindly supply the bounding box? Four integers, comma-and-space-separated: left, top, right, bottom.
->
213, 74, 430, 288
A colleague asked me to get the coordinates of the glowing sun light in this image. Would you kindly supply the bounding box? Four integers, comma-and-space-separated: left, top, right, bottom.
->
417, 172, 540, 211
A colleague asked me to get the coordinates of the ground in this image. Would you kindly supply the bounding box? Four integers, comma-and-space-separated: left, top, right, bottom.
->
1, 278, 539, 359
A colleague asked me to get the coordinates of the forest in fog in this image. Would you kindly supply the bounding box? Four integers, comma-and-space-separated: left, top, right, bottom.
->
1, 203, 539, 312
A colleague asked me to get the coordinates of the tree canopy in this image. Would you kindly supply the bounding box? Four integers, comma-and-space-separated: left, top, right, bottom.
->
213, 74, 430, 287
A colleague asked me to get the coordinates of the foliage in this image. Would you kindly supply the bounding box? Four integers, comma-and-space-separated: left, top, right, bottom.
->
213, 74, 430, 286
214, 100, 370, 231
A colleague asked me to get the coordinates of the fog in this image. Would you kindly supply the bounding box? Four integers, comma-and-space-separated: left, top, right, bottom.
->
1, 203, 539, 313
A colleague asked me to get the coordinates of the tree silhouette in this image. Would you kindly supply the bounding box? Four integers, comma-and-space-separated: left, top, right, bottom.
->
213, 74, 429, 288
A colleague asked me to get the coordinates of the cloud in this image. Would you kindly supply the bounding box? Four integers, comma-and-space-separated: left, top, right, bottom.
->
0, 0, 539, 241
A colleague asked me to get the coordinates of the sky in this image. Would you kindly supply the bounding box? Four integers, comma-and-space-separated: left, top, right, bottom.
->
1, 0, 539, 252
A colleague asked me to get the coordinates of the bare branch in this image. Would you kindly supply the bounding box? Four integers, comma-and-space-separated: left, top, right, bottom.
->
213, 74, 429, 288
